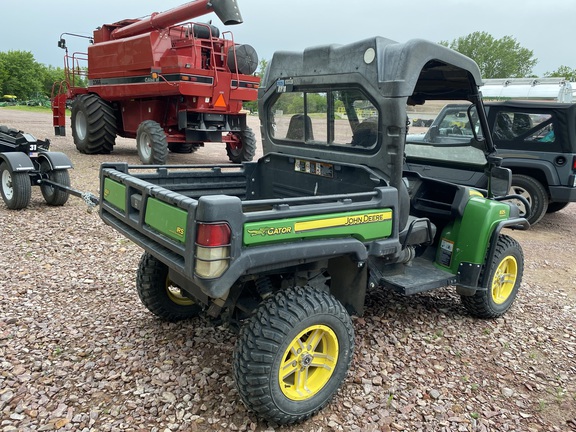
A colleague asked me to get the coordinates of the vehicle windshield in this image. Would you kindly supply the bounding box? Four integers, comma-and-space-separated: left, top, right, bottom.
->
405, 101, 487, 166
268, 87, 380, 151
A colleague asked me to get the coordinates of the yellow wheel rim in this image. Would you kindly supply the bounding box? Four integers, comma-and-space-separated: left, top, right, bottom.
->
166, 279, 195, 306
278, 325, 339, 401
491, 255, 518, 304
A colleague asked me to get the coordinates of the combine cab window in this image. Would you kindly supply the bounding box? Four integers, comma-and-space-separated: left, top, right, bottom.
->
270, 89, 379, 149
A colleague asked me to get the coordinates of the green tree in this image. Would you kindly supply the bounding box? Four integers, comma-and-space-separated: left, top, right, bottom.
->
545, 66, 576, 81
243, 58, 269, 113
441, 32, 537, 78
0, 50, 43, 99
0, 56, 7, 96
40, 65, 67, 97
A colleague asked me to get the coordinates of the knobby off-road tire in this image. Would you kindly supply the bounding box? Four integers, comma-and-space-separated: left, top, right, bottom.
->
136, 252, 202, 322
40, 160, 70, 206
234, 286, 355, 425
0, 162, 31, 210
461, 235, 523, 319
508, 174, 548, 225
71, 94, 116, 154
226, 128, 256, 163
136, 120, 168, 165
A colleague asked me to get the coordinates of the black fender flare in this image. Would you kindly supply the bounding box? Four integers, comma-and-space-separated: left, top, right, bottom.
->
0, 152, 34, 172
37, 151, 73, 170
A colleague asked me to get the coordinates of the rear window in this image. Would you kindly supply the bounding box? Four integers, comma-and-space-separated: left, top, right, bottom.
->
269, 89, 379, 150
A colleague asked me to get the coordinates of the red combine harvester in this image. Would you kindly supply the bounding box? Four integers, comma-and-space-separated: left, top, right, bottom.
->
52, 0, 259, 164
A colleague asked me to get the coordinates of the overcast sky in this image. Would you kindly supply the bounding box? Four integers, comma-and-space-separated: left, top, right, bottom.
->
2, 0, 574, 77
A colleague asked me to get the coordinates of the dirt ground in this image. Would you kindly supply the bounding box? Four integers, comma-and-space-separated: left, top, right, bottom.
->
1, 108, 575, 431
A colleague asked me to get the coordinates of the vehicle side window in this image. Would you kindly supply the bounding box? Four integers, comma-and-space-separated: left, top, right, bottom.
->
269, 89, 379, 149
493, 111, 554, 143
438, 109, 474, 137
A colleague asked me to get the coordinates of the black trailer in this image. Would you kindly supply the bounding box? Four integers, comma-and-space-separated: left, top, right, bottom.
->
0, 125, 97, 210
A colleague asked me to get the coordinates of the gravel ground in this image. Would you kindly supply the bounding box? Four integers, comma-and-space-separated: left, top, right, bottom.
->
1, 108, 575, 432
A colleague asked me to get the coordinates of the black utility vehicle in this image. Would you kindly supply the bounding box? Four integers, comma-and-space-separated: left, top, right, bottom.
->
407, 101, 576, 224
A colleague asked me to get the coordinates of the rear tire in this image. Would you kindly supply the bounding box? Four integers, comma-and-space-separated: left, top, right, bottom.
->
71, 94, 116, 154
136, 120, 168, 165
136, 252, 202, 321
0, 162, 31, 210
226, 128, 256, 163
234, 286, 354, 425
507, 174, 548, 225
40, 160, 70, 206
461, 235, 523, 318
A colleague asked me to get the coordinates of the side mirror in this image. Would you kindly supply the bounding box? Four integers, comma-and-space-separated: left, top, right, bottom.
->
489, 166, 511, 197
428, 125, 439, 142
58, 38, 66, 49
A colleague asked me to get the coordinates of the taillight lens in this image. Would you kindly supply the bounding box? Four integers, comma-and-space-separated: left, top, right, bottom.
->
572, 156, 576, 170
195, 223, 231, 278
196, 223, 231, 246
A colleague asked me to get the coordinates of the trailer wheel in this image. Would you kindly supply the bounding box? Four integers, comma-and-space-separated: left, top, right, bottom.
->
0, 162, 31, 210
136, 252, 202, 321
39, 160, 70, 206
226, 128, 256, 163
234, 286, 354, 425
136, 120, 168, 165
461, 235, 523, 319
71, 94, 116, 154
507, 174, 548, 225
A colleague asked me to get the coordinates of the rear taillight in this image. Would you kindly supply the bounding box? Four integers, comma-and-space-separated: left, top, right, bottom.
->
195, 223, 231, 278
572, 156, 576, 170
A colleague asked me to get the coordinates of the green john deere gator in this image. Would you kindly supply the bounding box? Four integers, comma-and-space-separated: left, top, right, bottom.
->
99, 36, 529, 424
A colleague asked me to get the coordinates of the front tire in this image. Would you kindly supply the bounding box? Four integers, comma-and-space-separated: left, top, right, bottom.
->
0, 162, 31, 210
234, 286, 354, 425
136, 252, 202, 321
507, 174, 548, 225
71, 94, 116, 154
136, 120, 168, 165
546, 202, 569, 213
40, 160, 70, 206
226, 128, 256, 163
461, 235, 523, 318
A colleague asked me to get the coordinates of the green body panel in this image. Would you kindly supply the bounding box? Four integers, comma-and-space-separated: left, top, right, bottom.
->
436, 196, 510, 273
102, 178, 127, 212
243, 209, 393, 246
145, 198, 187, 243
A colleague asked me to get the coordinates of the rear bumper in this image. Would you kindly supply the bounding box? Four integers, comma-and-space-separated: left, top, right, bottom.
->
549, 185, 576, 203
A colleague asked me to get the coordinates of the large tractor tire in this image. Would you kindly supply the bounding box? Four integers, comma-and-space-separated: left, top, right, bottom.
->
0, 162, 31, 210
226, 128, 256, 163
136, 252, 202, 322
507, 174, 548, 225
461, 235, 523, 319
234, 286, 354, 425
71, 94, 116, 154
39, 160, 70, 206
136, 120, 168, 165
